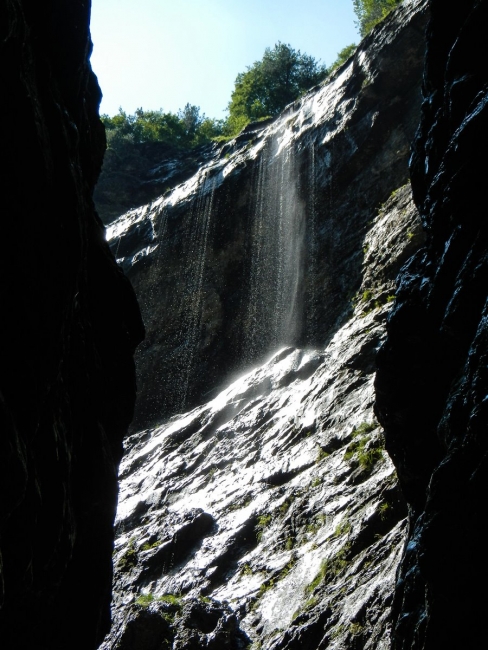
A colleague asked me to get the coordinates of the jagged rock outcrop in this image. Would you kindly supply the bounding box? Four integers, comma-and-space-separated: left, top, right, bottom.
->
100, 2, 432, 648
375, 0, 488, 647
108, 0, 429, 431
0, 2, 144, 648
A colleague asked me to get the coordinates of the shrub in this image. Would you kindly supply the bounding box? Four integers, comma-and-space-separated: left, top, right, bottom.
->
344, 423, 383, 472
117, 538, 138, 572
353, 0, 402, 37
256, 514, 272, 541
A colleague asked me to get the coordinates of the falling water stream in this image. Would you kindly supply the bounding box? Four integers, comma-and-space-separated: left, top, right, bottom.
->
244, 135, 306, 361
170, 172, 217, 411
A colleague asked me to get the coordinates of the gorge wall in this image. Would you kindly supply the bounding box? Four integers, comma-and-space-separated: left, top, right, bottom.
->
101, 2, 433, 649
0, 1, 143, 648
2, 0, 485, 648
109, 0, 428, 433
375, 0, 488, 647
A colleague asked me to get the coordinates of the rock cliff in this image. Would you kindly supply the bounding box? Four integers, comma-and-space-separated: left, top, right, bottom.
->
109, 0, 428, 432
101, 2, 430, 648
375, 0, 488, 647
95, 141, 213, 225
0, 1, 143, 648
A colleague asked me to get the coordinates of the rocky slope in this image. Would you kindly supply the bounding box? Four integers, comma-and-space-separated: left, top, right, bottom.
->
375, 0, 488, 647
0, 1, 143, 648
101, 1, 430, 648
103, 185, 422, 650
107, 0, 428, 432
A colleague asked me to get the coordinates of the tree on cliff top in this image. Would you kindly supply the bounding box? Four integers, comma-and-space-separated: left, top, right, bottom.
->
101, 105, 223, 150
225, 42, 328, 135
353, 0, 402, 37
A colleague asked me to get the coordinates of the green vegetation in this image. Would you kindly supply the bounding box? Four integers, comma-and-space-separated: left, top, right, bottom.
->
306, 559, 329, 594
304, 546, 352, 597
389, 183, 408, 200
250, 575, 274, 610
102, 28, 368, 159
240, 563, 253, 577
353, 0, 402, 37
316, 448, 330, 462
379, 502, 391, 520
117, 538, 138, 572
349, 622, 364, 636
136, 593, 155, 607
256, 514, 272, 541
292, 594, 319, 621
307, 513, 327, 537
279, 499, 292, 515
344, 423, 384, 472
102, 104, 223, 153
158, 594, 183, 607
329, 44, 357, 72
362, 289, 373, 302
141, 539, 161, 551
225, 42, 327, 136
228, 496, 252, 512
334, 519, 352, 537
355, 421, 377, 436
331, 624, 346, 639
359, 290, 396, 315
135, 592, 183, 608
198, 594, 212, 604
279, 558, 297, 580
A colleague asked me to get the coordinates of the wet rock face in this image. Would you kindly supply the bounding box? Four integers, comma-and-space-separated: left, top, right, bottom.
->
108, 0, 428, 430
102, 185, 422, 649
0, 1, 143, 648
94, 141, 214, 225
375, 0, 488, 647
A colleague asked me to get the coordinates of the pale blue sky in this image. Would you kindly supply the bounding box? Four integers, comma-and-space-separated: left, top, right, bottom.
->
90, 0, 359, 119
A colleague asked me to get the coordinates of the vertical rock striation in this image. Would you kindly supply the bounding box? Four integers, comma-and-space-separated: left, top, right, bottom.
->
375, 0, 488, 647
0, 1, 144, 648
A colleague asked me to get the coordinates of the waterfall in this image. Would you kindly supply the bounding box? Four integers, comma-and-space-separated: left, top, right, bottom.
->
305, 140, 319, 343
244, 135, 305, 361
173, 173, 216, 411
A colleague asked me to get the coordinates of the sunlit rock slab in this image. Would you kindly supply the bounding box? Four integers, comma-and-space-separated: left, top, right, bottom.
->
101, 181, 422, 649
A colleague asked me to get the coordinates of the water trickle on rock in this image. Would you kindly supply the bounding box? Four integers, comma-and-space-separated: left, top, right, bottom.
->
244, 137, 305, 360
174, 173, 217, 410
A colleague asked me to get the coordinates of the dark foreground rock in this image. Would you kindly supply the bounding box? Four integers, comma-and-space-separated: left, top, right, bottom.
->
375, 0, 488, 647
0, 2, 143, 648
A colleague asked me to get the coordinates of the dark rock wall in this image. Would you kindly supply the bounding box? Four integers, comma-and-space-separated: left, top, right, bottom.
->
375, 0, 488, 647
0, 1, 144, 648
94, 140, 214, 225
